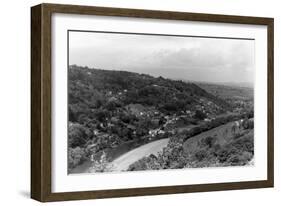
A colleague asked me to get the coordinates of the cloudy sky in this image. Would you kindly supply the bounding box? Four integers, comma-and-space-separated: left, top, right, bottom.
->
69, 31, 255, 84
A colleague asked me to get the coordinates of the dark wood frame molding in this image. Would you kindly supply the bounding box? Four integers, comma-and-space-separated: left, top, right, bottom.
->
31, 3, 274, 202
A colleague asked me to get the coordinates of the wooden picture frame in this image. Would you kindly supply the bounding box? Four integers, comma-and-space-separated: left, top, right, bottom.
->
31, 3, 274, 202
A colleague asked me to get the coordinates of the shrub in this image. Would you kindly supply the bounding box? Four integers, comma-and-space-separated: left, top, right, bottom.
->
210, 143, 222, 156
194, 110, 207, 120
68, 103, 90, 122
227, 151, 253, 166
68, 123, 92, 148
68, 147, 86, 169
162, 102, 178, 112
229, 133, 254, 154
104, 101, 117, 111
248, 120, 254, 129
128, 156, 163, 171
215, 132, 253, 164
93, 109, 110, 122
198, 136, 217, 148
216, 148, 231, 162
128, 158, 149, 171
241, 119, 254, 130
77, 114, 91, 125
194, 150, 208, 161
89, 152, 113, 173
205, 136, 217, 148
227, 154, 240, 165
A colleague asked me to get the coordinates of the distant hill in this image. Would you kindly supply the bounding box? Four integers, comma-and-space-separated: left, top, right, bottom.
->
68, 65, 232, 121
215, 81, 253, 89
196, 82, 253, 101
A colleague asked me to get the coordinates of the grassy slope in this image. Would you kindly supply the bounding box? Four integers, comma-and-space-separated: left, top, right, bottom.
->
183, 121, 237, 153
182, 121, 254, 168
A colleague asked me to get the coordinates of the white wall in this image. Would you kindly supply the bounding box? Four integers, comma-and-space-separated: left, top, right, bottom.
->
0, 0, 279, 205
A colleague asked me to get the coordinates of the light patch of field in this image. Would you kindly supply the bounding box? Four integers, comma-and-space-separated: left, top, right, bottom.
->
183, 121, 241, 154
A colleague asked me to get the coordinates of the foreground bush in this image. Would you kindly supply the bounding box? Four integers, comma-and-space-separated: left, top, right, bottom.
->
68, 147, 86, 169
89, 152, 114, 173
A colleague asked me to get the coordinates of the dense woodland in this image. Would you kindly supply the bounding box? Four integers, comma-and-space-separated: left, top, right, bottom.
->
68, 65, 254, 172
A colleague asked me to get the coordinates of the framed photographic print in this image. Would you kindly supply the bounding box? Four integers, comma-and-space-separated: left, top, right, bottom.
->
31, 3, 274, 202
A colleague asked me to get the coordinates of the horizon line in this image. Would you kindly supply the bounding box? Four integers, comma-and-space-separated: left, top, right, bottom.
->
69, 64, 254, 88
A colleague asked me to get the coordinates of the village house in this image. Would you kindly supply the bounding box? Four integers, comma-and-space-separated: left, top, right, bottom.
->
93, 129, 99, 135
149, 128, 165, 137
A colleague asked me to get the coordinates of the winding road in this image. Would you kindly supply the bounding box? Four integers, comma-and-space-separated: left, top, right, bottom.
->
70, 138, 169, 174
111, 138, 169, 171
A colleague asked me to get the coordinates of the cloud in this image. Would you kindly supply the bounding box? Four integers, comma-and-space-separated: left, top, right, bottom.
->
69, 31, 254, 83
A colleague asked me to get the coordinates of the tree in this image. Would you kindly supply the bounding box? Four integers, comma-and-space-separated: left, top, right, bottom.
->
89, 152, 113, 172
93, 109, 110, 122
68, 147, 86, 169
194, 110, 207, 120
68, 123, 92, 148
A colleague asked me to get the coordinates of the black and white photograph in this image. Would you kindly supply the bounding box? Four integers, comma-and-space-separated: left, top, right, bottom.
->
67, 31, 255, 174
